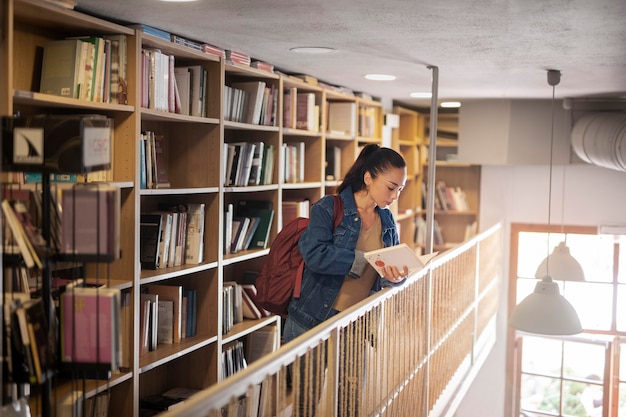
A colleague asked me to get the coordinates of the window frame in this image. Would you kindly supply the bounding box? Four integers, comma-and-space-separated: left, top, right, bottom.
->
507, 223, 623, 417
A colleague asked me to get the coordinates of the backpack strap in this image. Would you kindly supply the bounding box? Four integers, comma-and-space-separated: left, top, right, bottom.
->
293, 195, 344, 298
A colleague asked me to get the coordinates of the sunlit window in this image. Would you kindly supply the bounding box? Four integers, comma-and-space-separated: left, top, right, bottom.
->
511, 224, 625, 417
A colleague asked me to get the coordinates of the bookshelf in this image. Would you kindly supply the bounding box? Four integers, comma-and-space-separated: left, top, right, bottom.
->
0, 1, 386, 415
391, 106, 424, 250
391, 107, 481, 253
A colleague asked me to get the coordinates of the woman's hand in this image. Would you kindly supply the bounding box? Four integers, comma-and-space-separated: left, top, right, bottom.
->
381, 264, 409, 283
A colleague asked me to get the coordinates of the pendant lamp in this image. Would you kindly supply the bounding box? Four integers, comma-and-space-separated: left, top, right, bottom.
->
535, 241, 585, 281
509, 70, 582, 335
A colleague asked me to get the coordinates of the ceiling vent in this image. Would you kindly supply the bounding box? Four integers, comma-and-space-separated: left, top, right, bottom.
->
571, 112, 626, 172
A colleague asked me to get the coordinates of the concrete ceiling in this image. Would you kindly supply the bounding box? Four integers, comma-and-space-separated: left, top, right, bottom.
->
75, 0, 626, 108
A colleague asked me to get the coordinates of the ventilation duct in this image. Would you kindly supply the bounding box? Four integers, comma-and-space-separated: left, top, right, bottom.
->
571, 112, 626, 172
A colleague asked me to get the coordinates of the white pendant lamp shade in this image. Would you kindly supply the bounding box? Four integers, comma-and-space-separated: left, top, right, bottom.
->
535, 241, 585, 282
509, 276, 582, 335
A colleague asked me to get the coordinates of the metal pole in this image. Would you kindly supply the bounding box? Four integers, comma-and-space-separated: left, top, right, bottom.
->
425, 66, 439, 255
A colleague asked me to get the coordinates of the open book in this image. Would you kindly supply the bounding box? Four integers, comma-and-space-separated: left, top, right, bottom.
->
364, 243, 438, 276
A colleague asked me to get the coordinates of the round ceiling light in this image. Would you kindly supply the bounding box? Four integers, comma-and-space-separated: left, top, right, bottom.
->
289, 47, 337, 54
364, 74, 396, 81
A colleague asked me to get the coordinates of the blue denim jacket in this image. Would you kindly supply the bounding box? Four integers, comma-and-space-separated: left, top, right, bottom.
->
286, 187, 401, 330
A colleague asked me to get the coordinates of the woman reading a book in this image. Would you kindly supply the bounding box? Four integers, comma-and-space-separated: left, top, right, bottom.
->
283, 144, 408, 415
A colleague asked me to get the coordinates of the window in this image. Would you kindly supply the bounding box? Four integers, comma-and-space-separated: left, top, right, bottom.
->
510, 223, 626, 417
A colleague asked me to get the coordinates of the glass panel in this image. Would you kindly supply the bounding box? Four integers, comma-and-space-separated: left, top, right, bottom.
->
516, 278, 541, 304
518, 232, 553, 279
618, 286, 626, 331
517, 232, 613, 282
521, 374, 562, 414
566, 234, 613, 283
563, 282, 613, 331
620, 382, 626, 417
573, 379, 603, 417
562, 379, 595, 417
521, 336, 562, 376
562, 341, 605, 380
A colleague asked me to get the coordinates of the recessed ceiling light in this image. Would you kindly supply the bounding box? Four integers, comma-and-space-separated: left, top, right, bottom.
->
410, 92, 432, 98
441, 101, 462, 108
364, 74, 396, 81
289, 46, 337, 54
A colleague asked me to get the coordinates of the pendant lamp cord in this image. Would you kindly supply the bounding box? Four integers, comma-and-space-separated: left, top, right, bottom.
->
546, 69, 561, 275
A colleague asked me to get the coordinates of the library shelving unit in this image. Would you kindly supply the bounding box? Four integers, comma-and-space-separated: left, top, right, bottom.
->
0, 1, 388, 415
423, 111, 481, 252
390, 106, 425, 251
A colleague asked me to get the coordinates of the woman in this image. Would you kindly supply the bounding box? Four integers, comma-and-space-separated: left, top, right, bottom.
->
283, 144, 408, 416
284, 143, 408, 341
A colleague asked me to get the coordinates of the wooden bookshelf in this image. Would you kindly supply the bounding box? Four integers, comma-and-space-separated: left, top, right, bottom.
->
1, 1, 390, 415
391, 107, 481, 253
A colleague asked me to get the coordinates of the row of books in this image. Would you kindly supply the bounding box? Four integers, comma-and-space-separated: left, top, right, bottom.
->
139, 285, 197, 355
282, 199, 311, 224
59, 282, 123, 372
40, 34, 128, 104
224, 81, 278, 126
224, 201, 274, 255
434, 181, 471, 212
140, 130, 170, 189
140, 48, 209, 117
2, 185, 121, 268
283, 142, 306, 184
222, 341, 247, 380
4, 294, 52, 385
283, 89, 320, 132
222, 282, 271, 334
224, 141, 275, 187
325, 145, 342, 181
140, 203, 206, 269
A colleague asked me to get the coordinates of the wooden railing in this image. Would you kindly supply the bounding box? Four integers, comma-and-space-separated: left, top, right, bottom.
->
163, 223, 502, 417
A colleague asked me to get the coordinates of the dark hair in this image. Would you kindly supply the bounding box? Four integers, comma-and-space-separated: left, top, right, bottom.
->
336, 144, 406, 194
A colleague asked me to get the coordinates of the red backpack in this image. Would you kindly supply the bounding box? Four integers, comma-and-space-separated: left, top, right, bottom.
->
255, 195, 343, 317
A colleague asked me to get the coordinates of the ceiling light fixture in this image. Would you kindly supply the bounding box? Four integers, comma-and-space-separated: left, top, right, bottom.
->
289, 46, 337, 54
364, 74, 396, 81
509, 69, 582, 336
440, 101, 461, 108
410, 92, 432, 98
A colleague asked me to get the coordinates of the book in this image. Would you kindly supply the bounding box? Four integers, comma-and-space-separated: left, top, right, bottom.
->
156, 299, 174, 344
140, 213, 163, 269
241, 284, 270, 318
129, 23, 171, 41
60, 286, 121, 368
240, 286, 263, 319
295, 92, 317, 131
39, 39, 83, 98
21, 298, 51, 384
183, 288, 197, 337
174, 67, 191, 116
152, 134, 171, 188
1, 199, 41, 269
184, 203, 205, 264
364, 243, 438, 277
146, 284, 183, 343
140, 293, 159, 351
247, 141, 265, 185
61, 185, 121, 260
327, 101, 356, 136
235, 200, 274, 249
231, 81, 266, 124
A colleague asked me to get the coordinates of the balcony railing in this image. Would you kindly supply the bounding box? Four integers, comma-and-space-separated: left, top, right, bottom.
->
163, 223, 502, 417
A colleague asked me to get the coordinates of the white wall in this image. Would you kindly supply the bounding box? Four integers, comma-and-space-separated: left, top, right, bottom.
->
454, 162, 626, 417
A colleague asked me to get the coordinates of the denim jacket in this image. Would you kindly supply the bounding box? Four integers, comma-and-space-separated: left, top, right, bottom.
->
286, 187, 401, 330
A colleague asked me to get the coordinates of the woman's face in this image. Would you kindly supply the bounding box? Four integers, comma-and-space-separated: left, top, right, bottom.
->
366, 166, 407, 208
